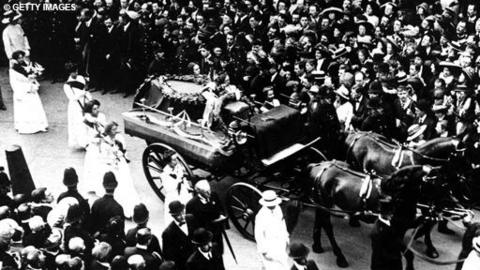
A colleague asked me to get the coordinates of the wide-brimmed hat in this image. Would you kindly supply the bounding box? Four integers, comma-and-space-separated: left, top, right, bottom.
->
432, 104, 448, 113
289, 242, 310, 259
31, 187, 47, 202
168, 200, 185, 215
66, 76, 86, 90
335, 85, 350, 100
407, 124, 427, 141
133, 203, 149, 224
192, 228, 213, 245
126, 10, 140, 20
320, 7, 344, 17
332, 47, 348, 60
259, 190, 282, 207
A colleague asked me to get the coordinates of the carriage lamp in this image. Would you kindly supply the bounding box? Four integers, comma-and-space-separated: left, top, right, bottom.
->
139, 98, 149, 122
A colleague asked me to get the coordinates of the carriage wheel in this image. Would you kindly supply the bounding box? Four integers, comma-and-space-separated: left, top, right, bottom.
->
142, 143, 193, 201
226, 183, 262, 241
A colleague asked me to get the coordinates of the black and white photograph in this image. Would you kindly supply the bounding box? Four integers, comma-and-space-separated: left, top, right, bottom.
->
1, 0, 480, 269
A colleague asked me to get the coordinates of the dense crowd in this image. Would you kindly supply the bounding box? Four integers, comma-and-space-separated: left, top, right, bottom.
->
2, 0, 480, 144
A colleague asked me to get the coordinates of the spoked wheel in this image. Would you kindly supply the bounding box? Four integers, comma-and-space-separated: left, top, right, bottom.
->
142, 143, 193, 201
226, 183, 262, 241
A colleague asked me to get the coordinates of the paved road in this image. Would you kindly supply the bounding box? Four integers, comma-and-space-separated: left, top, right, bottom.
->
0, 70, 473, 269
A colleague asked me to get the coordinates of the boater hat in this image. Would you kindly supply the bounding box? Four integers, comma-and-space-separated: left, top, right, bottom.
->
259, 190, 282, 207
407, 124, 427, 142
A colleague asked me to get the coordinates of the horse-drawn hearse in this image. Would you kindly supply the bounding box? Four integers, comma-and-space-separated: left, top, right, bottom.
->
122, 76, 480, 268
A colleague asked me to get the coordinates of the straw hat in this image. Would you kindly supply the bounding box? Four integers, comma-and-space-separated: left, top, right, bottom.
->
259, 190, 282, 207
407, 124, 427, 142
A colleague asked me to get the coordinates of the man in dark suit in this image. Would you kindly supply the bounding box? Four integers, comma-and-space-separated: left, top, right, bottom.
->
186, 228, 225, 270
57, 168, 90, 228
350, 82, 369, 130
162, 201, 196, 270
99, 16, 119, 94
124, 228, 163, 270
117, 11, 144, 97
412, 99, 437, 141
126, 203, 161, 254
90, 172, 125, 236
186, 180, 226, 254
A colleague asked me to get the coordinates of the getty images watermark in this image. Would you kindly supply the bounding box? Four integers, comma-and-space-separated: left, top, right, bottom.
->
4, 2, 77, 12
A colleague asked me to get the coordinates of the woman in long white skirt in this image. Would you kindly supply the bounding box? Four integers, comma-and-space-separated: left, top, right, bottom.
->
81, 99, 108, 196
9, 50, 48, 134
64, 69, 91, 149
97, 121, 141, 218
161, 150, 193, 226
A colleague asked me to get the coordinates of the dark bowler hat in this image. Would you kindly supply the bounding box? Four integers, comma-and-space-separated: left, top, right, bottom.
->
192, 228, 213, 245
169, 200, 185, 215
133, 203, 149, 224
103, 172, 118, 189
63, 167, 78, 187
289, 242, 310, 259
65, 204, 82, 224
0, 166, 10, 187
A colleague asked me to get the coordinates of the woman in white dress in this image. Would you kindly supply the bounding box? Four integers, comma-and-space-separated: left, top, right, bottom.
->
81, 99, 107, 196
161, 150, 193, 226
9, 50, 48, 134
64, 70, 91, 149
98, 121, 141, 218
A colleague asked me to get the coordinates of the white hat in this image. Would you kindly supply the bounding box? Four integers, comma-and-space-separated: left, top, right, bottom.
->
126, 10, 140, 20
334, 85, 350, 100
28, 216, 45, 232
259, 190, 282, 207
407, 124, 427, 142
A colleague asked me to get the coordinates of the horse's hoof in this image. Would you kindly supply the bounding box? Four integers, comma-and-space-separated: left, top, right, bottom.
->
336, 256, 349, 268
426, 248, 439, 258
438, 225, 455, 235
349, 219, 361, 227
312, 243, 324, 253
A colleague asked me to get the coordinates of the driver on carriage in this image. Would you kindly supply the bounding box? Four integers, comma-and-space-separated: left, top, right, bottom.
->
200, 73, 242, 131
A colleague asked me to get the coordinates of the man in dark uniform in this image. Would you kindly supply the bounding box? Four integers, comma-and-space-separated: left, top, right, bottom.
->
162, 200, 196, 270
90, 171, 125, 236
57, 167, 90, 227
0, 166, 14, 209
126, 203, 161, 254
186, 228, 225, 270
186, 180, 226, 254
118, 11, 145, 97
99, 16, 119, 94
124, 228, 163, 270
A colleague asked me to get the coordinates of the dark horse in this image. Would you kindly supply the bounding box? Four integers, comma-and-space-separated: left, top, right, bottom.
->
344, 131, 462, 177
307, 160, 434, 268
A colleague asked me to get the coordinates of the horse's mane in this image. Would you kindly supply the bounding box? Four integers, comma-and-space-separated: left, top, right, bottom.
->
415, 137, 459, 158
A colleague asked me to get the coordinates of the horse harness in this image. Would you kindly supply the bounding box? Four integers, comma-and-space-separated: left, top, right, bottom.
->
313, 161, 377, 207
